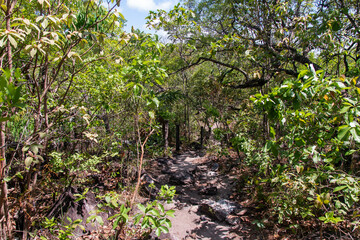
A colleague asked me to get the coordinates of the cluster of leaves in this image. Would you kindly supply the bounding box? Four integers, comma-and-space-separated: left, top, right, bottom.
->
106, 184, 176, 238
239, 67, 360, 233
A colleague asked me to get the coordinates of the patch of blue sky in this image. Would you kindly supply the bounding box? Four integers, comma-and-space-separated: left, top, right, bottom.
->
119, 0, 179, 38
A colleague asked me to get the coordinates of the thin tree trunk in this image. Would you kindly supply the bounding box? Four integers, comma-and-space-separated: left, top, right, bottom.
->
131, 129, 154, 206
0, 1, 16, 238
176, 124, 180, 152
0, 121, 11, 240
163, 120, 169, 157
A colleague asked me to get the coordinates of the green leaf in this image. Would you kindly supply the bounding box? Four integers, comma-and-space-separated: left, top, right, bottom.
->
340, 106, 351, 114
30, 145, 39, 155
159, 225, 169, 233
112, 217, 120, 229
86, 215, 96, 223
149, 111, 155, 119
269, 127, 276, 139
336, 81, 347, 89
148, 216, 157, 226
345, 150, 357, 156
264, 141, 272, 152
8, 35, 17, 48
164, 218, 172, 228
41, 18, 49, 29
149, 209, 160, 217
25, 157, 33, 168
166, 209, 175, 218
0, 37, 5, 48
13, 85, 22, 104
30, 48, 37, 58
22, 145, 29, 152
14, 68, 21, 79
3, 176, 12, 182
350, 128, 360, 143
78, 224, 85, 231
158, 203, 164, 213
155, 228, 161, 236
152, 97, 160, 107
96, 216, 104, 226
338, 126, 351, 141
137, 203, 146, 213
133, 214, 142, 224
333, 185, 347, 192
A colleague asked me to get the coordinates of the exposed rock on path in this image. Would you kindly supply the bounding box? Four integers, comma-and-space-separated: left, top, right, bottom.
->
149, 151, 245, 240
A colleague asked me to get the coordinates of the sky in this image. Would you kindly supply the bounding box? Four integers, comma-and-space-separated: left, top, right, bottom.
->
119, 0, 180, 36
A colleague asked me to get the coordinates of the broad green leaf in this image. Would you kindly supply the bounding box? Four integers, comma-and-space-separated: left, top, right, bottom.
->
137, 203, 146, 213
8, 35, 17, 48
96, 216, 104, 226
149, 111, 155, 119
159, 225, 169, 233
350, 128, 360, 143
41, 19, 49, 29
164, 218, 172, 228
149, 209, 160, 217
340, 106, 351, 114
158, 203, 164, 213
269, 127, 276, 139
0, 37, 5, 47
345, 150, 357, 156
338, 126, 351, 141
30, 48, 37, 58
148, 216, 157, 226
4, 176, 12, 182
155, 228, 161, 236
86, 215, 97, 223
25, 157, 33, 168
166, 209, 175, 217
133, 214, 142, 224
264, 141, 272, 152
333, 185, 347, 192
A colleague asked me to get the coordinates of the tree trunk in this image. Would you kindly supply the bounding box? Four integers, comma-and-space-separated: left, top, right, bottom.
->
0, 1, 16, 238
0, 121, 11, 240
176, 124, 180, 152
200, 126, 204, 149
163, 120, 169, 157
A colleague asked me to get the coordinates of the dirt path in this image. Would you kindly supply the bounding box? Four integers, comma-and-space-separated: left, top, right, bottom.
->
149, 151, 246, 240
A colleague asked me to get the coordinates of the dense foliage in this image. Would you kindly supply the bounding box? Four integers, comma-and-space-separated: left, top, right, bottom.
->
0, 0, 359, 239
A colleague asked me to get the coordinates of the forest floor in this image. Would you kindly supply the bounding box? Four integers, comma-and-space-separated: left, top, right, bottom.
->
145, 150, 270, 240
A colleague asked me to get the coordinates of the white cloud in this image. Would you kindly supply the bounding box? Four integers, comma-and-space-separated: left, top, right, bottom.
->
126, 0, 172, 12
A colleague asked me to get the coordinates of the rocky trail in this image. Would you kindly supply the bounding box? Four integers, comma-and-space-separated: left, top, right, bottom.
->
41, 151, 264, 240
144, 151, 259, 240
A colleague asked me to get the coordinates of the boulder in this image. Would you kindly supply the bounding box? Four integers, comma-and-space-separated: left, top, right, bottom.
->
156, 174, 170, 184
169, 170, 194, 185
210, 162, 220, 171
140, 173, 159, 198
207, 171, 218, 179
46, 187, 112, 236
199, 199, 241, 225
